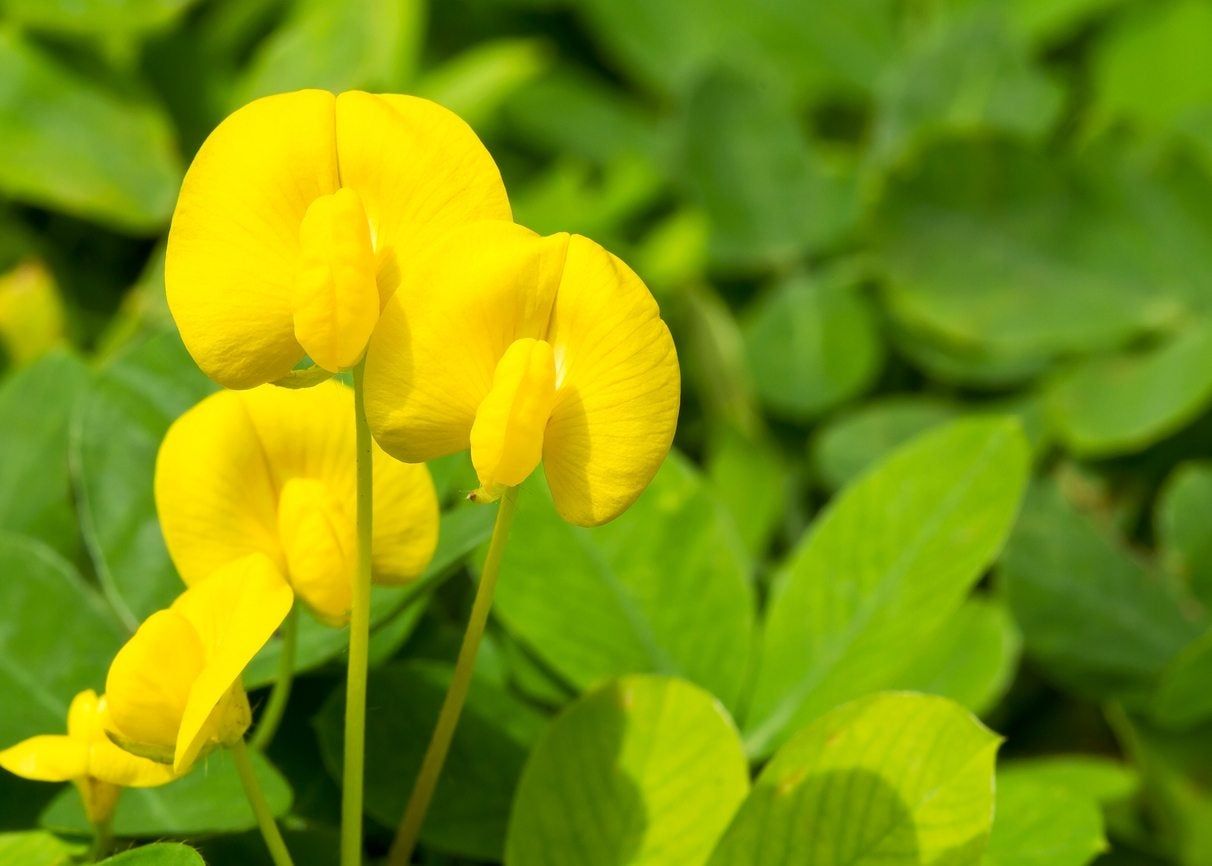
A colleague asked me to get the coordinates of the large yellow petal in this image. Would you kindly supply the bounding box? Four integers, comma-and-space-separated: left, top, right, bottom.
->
277, 477, 355, 623
334, 92, 512, 307
172, 554, 292, 772
105, 609, 206, 762
364, 221, 567, 462
65, 691, 177, 788
370, 446, 440, 585
166, 90, 338, 389
542, 235, 680, 526
0, 735, 87, 782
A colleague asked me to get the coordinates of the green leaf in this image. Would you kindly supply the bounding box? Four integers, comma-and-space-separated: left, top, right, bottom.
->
999, 482, 1202, 703
41, 749, 291, 837
235, 0, 425, 103
745, 417, 1029, 756
709, 692, 999, 866
0, 535, 124, 744
100, 843, 205, 865
0, 32, 181, 232
1152, 629, 1212, 729
742, 272, 883, 420
1047, 321, 1212, 457
681, 72, 859, 271
1157, 461, 1212, 608
706, 426, 788, 557
810, 395, 958, 491
0, 350, 90, 558
982, 769, 1106, 866
72, 332, 215, 630
418, 38, 551, 131
0, 831, 81, 865
997, 756, 1139, 806
505, 675, 749, 866
493, 452, 755, 712
0, 0, 198, 35
316, 660, 544, 860
893, 596, 1022, 716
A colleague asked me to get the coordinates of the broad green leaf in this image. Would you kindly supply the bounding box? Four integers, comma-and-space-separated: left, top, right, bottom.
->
505, 675, 749, 866
810, 395, 958, 491
0, 32, 181, 232
891, 319, 1052, 388
745, 417, 1029, 756
418, 38, 550, 130
316, 660, 544, 860
1047, 321, 1212, 457
742, 272, 883, 420
72, 332, 214, 629
100, 843, 205, 865
681, 72, 859, 271
870, 8, 1063, 169
706, 426, 788, 557
874, 139, 1184, 359
0, 350, 89, 558
0, 831, 81, 865
0, 535, 123, 744
1156, 461, 1212, 608
982, 769, 1106, 866
41, 749, 290, 837
236, 0, 424, 102
493, 452, 755, 712
893, 596, 1021, 716
998, 756, 1139, 806
709, 692, 999, 866
1000, 482, 1202, 703
0, 0, 198, 35
1153, 629, 1212, 729
510, 156, 663, 243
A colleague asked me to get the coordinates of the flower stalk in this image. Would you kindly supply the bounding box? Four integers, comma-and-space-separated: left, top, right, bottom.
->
251, 603, 299, 752
231, 739, 294, 866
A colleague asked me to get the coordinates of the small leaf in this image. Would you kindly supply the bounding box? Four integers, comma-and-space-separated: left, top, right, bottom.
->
0, 831, 82, 865
709, 692, 999, 866
997, 756, 1139, 806
982, 769, 1106, 866
1157, 461, 1212, 608
505, 675, 750, 866
100, 843, 205, 865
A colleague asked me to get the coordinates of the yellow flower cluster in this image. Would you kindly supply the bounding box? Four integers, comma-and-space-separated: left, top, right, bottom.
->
1, 89, 678, 862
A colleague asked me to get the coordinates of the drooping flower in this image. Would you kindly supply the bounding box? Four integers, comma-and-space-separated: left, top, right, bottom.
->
165, 89, 511, 389
0, 690, 176, 826
363, 221, 680, 526
155, 381, 439, 625
105, 554, 293, 774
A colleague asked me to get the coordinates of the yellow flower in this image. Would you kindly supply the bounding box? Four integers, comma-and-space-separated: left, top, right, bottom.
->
363, 221, 680, 526
165, 89, 511, 388
155, 380, 439, 624
105, 555, 293, 775
0, 690, 175, 826
0, 260, 64, 366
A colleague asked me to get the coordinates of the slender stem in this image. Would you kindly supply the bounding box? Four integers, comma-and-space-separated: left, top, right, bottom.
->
89, 818, 113, 861
387, 487, 520, 866
231, 739, 295, 866
341, 359, 375, 866
251, 604, 299, 751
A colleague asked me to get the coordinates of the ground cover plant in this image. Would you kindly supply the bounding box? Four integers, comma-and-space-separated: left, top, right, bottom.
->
0, 0, 1210, 865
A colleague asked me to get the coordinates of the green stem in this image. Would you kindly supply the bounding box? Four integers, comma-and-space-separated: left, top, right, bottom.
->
231, 739, 295, 866
89, 818, 113, 861
387, 487, 520, 866
341, 359, 375, 866
251, 603, 299, 751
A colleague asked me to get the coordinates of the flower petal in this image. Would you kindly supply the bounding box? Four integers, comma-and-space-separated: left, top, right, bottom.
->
0, 735, 88, 782
166, 90, 338, 389
364, 221, 567, 462
334, 92, 512, 306
173, 554, 293, 772
543, 236, 680, 526
277, 477, 355, 623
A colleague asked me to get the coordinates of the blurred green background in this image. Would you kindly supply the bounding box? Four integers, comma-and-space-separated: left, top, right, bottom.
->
4, 0, 1212, 863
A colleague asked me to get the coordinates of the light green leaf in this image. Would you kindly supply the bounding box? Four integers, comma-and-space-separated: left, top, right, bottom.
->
1156, 461, 1212, 608
493, 453, 755, 712
0, 831, 81, 865
0, 32, 181, 232
317, 660, 544, 860
742, 272, 883, 420
41, 749, 290, 837
810, 395, 958, 491
1000, 482, 1202, 703
681, 72, 859, 271
505, 675, 749, 866
418, 38, 550, 130
982, 770, 1106, 866
894, 596, 1021, 716
0, 350, 90, 558
745, 417, 1029, 756
0, 535, 124, 744
0, 0, 198, 35
71, 332, 215, 630
1047, 321, 1212, 457
998, 756, 1139, 806
706, 426, 788, 557
709, 692, 999, 866
100, 843, 205, 865
1010, 0, 1127, 43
